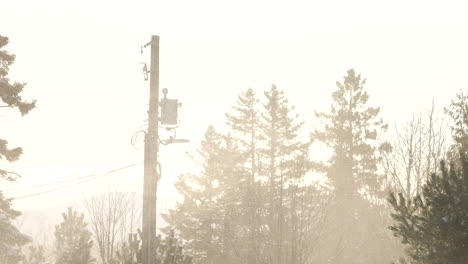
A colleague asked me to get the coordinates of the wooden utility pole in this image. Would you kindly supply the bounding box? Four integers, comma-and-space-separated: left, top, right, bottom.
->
142, 35, 159, 264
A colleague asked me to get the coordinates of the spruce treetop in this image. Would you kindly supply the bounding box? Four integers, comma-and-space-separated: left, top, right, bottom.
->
314, 69, 387, 193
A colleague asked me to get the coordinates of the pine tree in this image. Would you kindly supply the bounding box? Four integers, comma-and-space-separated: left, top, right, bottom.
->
312, 69, 399, 263
163, 126, 243, 264
0, 35, 34, 263
0, 35, 36, 181
388, 154, 468, 263
113, 229, 192, 264
214, 134, 250, 264
224, 86, 319, 264
156, 230, 193, 264
54, 207, 94, 264
0, 192, 31, 264
258, 85, 309, 264
225, 88, 261, 263
314, 69, 386, 195
445, 90, 468, 159
167, 87, 318, 264
23, 245, 47, 264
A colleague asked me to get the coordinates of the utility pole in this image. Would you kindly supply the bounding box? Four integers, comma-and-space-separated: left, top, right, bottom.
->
142, 35, 159, 264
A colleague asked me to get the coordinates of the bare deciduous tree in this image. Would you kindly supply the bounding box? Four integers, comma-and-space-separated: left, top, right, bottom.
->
84, 192, 140, 264
381, 100, 449, 198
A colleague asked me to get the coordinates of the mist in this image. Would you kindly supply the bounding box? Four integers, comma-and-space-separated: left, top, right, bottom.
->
1, 1, 468, 263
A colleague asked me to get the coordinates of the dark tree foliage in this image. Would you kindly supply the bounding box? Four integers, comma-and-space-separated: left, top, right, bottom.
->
388, 154, 468, 264
114, 229, 192, 264
0, 35, 36, 181
445, 90, 468, 160
54, 208, 95, 264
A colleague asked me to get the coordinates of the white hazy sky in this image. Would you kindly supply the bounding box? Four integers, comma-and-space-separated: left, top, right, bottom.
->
1, 0, 467, 229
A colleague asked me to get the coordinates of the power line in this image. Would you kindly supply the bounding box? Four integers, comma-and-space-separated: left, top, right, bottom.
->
11, 162, 142, 200
2, 172, 89, 192
0, 165, 34, 169
2, 164, 139, 191
4, 163, 133, 192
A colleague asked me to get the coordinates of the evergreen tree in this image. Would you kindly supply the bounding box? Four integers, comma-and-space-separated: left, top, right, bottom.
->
0, 34, 34, 264
312, 69, 399, 263
0, 34, 36, 181
163, 126, 244, 264
113, 229, 192, 264
388, 155, 468, 263
114, 232, 142, 264
23, 245, 47, 264
445, 90, 468, 159
314, 69, 386, 195
225, 88, 261, 263
257, 85, 310, 264
54, 207, 94, 264
155, 230, 193, 264
167, 87, 319, 264
214, 135, 250, 264
0, 192, 31, 264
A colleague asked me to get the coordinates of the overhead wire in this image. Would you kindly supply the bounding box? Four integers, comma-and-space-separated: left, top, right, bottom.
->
4, 162, 142, 192
10, 162, 142, 200
0, 165, 34, 169
4, 171, 102, 192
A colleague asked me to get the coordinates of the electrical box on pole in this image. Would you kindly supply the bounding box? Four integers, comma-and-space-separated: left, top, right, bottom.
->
160, 99, 178, 125
160, 88, 179, 126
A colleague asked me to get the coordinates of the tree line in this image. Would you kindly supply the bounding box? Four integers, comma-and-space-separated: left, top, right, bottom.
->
2, 33, 468, 263
163, 69, 468, 263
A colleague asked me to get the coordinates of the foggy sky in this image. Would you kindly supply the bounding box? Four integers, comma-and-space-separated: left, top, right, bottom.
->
1, 0, 467, 225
